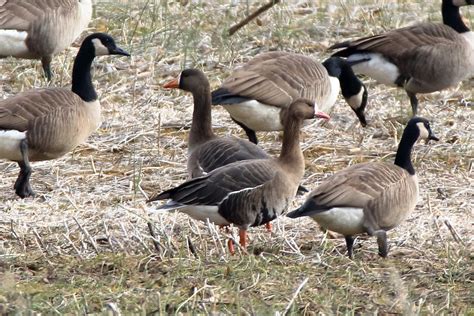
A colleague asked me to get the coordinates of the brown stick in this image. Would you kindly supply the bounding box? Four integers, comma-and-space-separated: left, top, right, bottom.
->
147, 221, 162, 254
228, 0, 281, 36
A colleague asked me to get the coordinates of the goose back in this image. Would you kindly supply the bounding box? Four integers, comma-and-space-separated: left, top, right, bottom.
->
0, 88, 100, 161
306, 162, 419, 231
214, 52, 336, 112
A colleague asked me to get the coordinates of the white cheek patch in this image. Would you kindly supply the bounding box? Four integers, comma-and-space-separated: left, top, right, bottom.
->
416, 122, 429, 140
92, 38, 110, 56
344, 87, 365, 110
0, 30, 29, 57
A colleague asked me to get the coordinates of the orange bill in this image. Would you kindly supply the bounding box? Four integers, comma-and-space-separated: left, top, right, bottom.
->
163, 78, 179, 89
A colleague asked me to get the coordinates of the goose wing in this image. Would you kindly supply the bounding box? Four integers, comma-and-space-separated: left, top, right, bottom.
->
194, 137, 269, 174
0, 0, 77, 30
306, 162, 409, 211
0, 88, 82, 131
331, 23, 462, 60
212, 52, 330, 107
149, 159, 277, 206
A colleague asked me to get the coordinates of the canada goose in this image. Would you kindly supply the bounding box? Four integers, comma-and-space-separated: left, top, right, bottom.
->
0, 0, 93, 80
0, 33, 130, 198
148, 99, 330, 251
329, 0, 474, 118
163, 68, 308, 195
287, 117, 439, 258
211, 52, 367, 144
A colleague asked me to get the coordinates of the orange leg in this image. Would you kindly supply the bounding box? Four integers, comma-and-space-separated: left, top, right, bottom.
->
227, 239, 235, 255
265, 222, 272, 233
239, 229, 247, 249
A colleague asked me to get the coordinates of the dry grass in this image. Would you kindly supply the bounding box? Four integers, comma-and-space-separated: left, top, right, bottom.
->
0, 0, 473, 314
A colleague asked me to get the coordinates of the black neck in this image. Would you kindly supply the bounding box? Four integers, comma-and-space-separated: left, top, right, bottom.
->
338, 63, 363, 98
189, 85, 215, 147
71, 46, 97, 102
394, 126, 418, 175
442, 1, 470, 33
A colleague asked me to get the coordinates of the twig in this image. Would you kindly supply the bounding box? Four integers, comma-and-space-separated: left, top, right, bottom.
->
228, 0, 281, 36
32, 228, 50, 256
63, 233, 84, 259
10, 220, 25, 250
73, 216, 100, 255
147, 221, 162, 254
283, 277, 309, 315
187, 236, 199, 259
443, 220, 465, 246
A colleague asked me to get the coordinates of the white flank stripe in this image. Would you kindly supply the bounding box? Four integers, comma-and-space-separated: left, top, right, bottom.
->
0, 30, 29, 57
180, 205, 230, 226
348, 53, 400, 85
223, 100, 283, 131
311, 207, 365, 236
0, 130, 26, 161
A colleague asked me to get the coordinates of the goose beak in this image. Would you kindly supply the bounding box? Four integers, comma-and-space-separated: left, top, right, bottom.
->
428, 134, 439, 142
163, 78, 179, 89
315, 111, 330, 120
354, 108, 367, 127
110, 46, 130, 56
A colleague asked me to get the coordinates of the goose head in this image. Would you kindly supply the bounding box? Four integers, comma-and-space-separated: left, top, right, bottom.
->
322, 57, 368, 127
163, 69, 209, 93
407, 117, 439, 143
287, 99, 330, 121
82, 33, 130, 57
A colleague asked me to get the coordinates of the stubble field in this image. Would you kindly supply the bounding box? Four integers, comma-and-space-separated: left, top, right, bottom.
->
0, 0, 472, 314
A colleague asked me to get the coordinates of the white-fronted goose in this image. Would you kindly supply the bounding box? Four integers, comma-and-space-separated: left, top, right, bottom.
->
330, 0, 473, 117
163, 68, 308, 195
287, 117, 439, 258
211, 52, 367, 144
0, 0, 93, 80
163, 69, 270, 178
0, 33, 130, 198
148, 99, 330, 251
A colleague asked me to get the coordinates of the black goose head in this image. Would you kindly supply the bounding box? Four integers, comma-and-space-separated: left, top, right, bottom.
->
81, 33, 130, 57
408, 117, 439, 143
322, 57, 368, 127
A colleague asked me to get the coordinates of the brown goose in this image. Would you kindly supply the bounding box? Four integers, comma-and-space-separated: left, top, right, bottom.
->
329, 0, 474, 117
163, 69, 308, 195
148, 99, 330, 251
0, 33, 130, 198
0, 0, 93, 80
211, 52, 367, 144
287, 117, 439, 258
163, 69, 270, 179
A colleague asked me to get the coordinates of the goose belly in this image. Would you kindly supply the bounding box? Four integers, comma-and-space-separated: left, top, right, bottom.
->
180, 205, 231, 226
223, 100, 283, 131
0, 30, 31, 58
0, 130, 26, 161
348, 53, 400, 85
319, 76, 340, 112
311, 207, 365, 236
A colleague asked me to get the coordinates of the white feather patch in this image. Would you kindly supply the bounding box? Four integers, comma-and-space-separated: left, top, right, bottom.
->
0, 30, 29, 57
311, 207, 365, 236
0, 130, 26, 161
319, 76, 340, 112
416, 122, 429, 140
348, 53, 400, 85
344, 86, 365, 110
461, 31, 474, 49
223, 100, 283, 131
180, 205, 230, 226
92, 38, 109, 56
